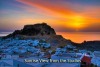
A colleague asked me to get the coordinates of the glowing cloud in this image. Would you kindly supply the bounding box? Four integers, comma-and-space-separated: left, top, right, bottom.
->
0, 0, 100, 32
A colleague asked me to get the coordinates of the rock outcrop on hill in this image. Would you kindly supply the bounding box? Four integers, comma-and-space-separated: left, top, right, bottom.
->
3, 23, 69, 49
9, 23, 56, 36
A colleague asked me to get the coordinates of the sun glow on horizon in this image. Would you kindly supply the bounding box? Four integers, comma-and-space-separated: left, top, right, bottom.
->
67, 15, 85, 31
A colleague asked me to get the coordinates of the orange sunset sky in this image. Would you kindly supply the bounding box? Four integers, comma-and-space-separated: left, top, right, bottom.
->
0, 0, 100, 32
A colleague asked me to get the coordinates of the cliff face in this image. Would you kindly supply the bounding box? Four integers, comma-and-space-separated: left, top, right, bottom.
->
9, 23, 56, 36
22, 23, 56, 36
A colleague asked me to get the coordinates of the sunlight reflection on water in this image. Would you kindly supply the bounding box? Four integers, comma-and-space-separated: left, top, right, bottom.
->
57, 32, 100, 43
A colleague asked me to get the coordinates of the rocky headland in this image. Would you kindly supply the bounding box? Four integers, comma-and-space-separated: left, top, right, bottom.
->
2, 23, 100, 51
